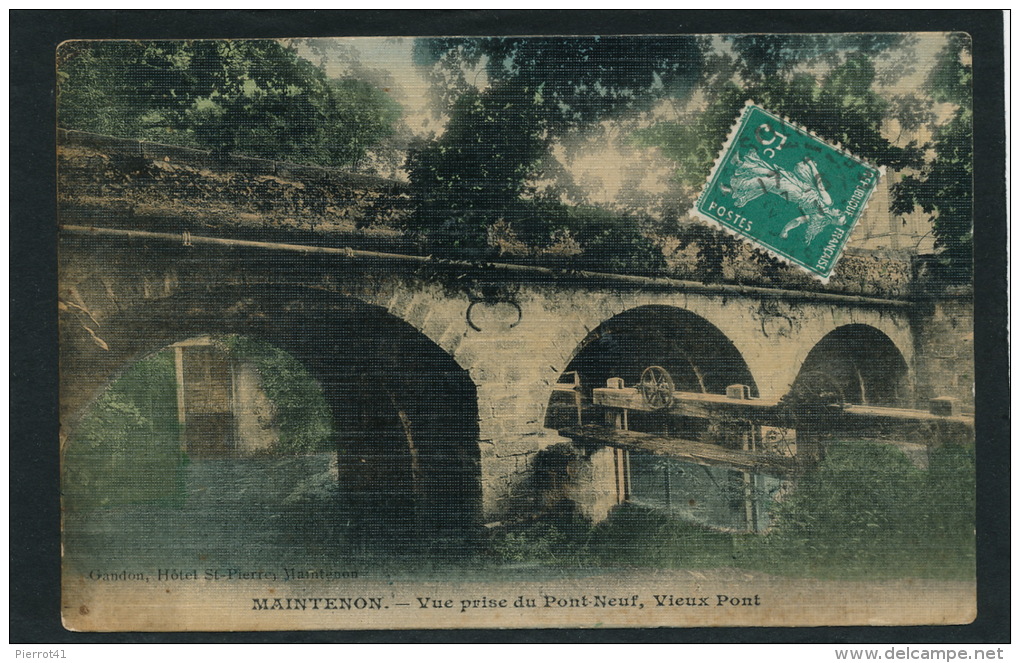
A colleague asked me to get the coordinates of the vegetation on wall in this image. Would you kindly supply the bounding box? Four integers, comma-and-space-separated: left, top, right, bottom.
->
63, 336, 334, 510
57, 40, 401, 171
219, 335, 333, 453
62, 349, 185, 510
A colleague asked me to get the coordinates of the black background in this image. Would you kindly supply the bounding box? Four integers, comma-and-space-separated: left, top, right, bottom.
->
11, 9, 1008, 644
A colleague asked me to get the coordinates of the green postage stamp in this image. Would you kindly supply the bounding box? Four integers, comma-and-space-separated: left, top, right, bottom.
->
693, 102, 882, 281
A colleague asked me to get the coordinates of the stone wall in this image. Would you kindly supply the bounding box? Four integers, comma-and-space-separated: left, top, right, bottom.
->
175, 341, 235, 456
911, 290, 975, 411
232, 363, 279, 454
173, 339, 280, 455
61, 128, 923, 301
57, 129, 413, 243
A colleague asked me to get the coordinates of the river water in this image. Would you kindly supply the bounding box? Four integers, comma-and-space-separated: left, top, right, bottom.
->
62, 453, 360, 572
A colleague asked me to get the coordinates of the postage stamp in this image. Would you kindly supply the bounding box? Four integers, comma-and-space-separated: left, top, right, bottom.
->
693, 103, 882, 282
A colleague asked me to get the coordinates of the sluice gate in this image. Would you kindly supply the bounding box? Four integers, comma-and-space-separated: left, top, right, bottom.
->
557, 365, 974, 533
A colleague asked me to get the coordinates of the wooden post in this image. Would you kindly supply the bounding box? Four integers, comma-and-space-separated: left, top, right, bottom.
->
795, 425, 823, 465
173, 344, 187, 451
570, 371, 583, 427
606, 377, 629, 504
728, 385, 756, 532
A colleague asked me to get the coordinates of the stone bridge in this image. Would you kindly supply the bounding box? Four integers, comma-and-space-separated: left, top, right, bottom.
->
58, 225, 970, 528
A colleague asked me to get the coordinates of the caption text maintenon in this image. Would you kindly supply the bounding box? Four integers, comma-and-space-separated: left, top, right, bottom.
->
250, 594, 762, 612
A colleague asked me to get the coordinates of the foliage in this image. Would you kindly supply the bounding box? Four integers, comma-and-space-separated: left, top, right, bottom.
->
488, 519, 579, 565
413, 36, 703, 129
888, 93, 937, 142
892, 34, 973, 286
404, 86, 549, 259
484, 441, 974, 580
58, 36, 972, 285
63, 337, 333, 512
632, 39, 928, 280
765, 442, 926, 562
63, 349, 186, 510
724, 34, 907, 83
405, 37, 702, 268
220, 335, 333, 453
541, 204, 666, 275
922, 443, 977, 546
753, 440, 974, 578
635, 54, 923, 197
57, 40, 401, 170
488, 505, 739, 570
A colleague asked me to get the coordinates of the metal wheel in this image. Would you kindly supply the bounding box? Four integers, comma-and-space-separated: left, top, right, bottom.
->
639, 366, 675, 410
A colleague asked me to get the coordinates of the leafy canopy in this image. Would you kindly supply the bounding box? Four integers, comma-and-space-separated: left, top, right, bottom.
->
725, 33, 907, 82
57, 40, 400, 170
632, 35, 930, 281
405, 37, 702, 269
414, 36, 703, 129
892, 33, 973, 286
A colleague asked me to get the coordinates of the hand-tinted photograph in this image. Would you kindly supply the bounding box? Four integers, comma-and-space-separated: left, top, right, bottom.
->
57, 32, 977, 631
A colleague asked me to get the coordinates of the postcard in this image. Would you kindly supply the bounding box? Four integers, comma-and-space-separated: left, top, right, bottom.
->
58, 32, 976, 631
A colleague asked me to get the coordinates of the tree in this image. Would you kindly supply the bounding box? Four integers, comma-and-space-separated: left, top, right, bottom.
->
57, 40, 401, 170
63, 349, 185, 509
404, 84, 551, 258
632, 38, 924, 281
725, 33, 907, 83
637, 47, 922, 196
888, 93, 936, 143
891, 34, 973, 286
405, 37, 702, 268
57, 40, 163, 139
414, 36, 703, 129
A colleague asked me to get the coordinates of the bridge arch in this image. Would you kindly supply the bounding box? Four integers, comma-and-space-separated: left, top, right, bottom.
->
60, 283, 483, 542
546, 304, 758, 429
790, 323, 911, 407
